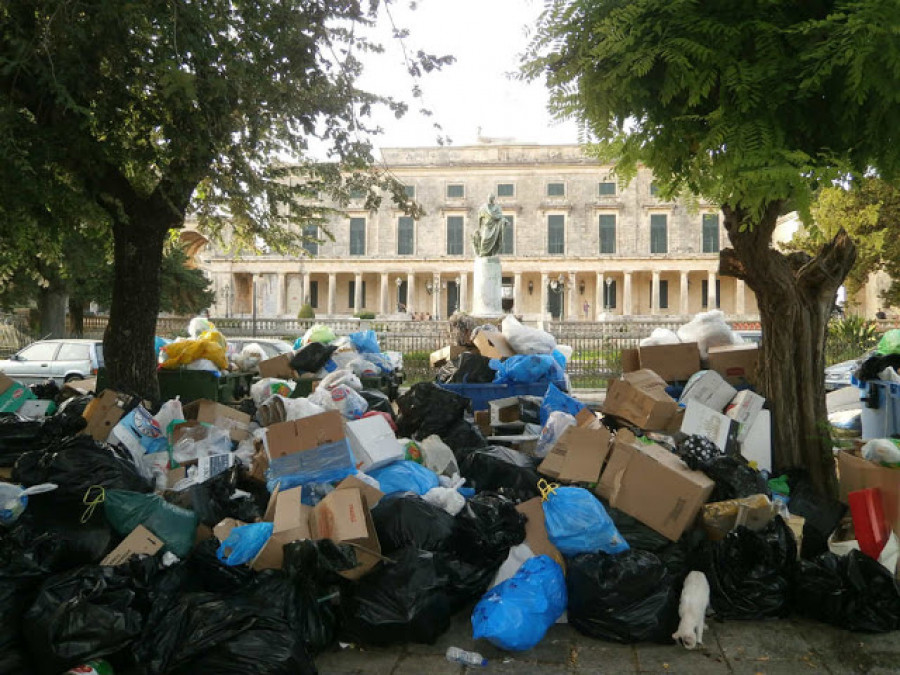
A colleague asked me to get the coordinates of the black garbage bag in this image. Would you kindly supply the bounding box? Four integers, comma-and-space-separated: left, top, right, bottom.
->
0, 411, 93, 467
340, 547, 452, 646
56, 393, 94, 418
446, 352, 495, 384
567, 549, 680, 644
700, 516, 796, 620
189, 465, 265, 527
359, 389, 396, 419
675, 434, 723, 470
699, 454, 770, 502
290, 342, 338, 374
28, 378, 60, 401
793, 550, 900, 632
450, 492, 526, 569
184, 538, 258, 594
438, 417, 489, 458
372, 494, 456, 554
13, 435, 152, 498
857, 352, 900, 381
135, 589, 316, 675
458, 446, 542, 502
22, 563, 149, 674
396, 383, 468, 439
785, 471, 847, 559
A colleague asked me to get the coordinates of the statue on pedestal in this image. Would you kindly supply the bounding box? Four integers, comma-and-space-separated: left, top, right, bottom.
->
471, 194, 506, 318
472, 194, 506, 257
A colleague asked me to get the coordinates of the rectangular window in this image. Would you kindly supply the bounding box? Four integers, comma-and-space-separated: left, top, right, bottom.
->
701, 279, 722, 309
650, 214, 668, 254
349, 280, 367, 309
604, 280, 617, 309
397, 217, 414, 255
500, 215, 514, 255
446, 184, 465, 199
349, 217, 366, 256
547, 182, 566, 197
309, 281, 319, 309
349, 187, 366, 200
302, 225, 318, 256
599, 214, 616, 254
404, 185, 415, 198
497, 183, 515, 197
446, 216, 464, 255
702, 213, 720, 253
650, 182, 659, 197
599, 181, 616, 196
58, 343, 91, 361
548, 215, 565, 255
649, 280, 669, 309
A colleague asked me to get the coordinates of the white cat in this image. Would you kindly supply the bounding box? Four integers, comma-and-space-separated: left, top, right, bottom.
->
672, 571, 710, 650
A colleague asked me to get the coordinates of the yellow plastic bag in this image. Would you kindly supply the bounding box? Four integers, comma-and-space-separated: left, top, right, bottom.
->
199, 330, 227, 351
161, 338, 228, 370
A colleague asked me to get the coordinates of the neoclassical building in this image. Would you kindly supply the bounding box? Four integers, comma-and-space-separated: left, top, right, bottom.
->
192, 143, 762, 322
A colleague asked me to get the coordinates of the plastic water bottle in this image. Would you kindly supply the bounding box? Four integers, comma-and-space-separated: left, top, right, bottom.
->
65, 660, 114, 675
445, 646, 487, 667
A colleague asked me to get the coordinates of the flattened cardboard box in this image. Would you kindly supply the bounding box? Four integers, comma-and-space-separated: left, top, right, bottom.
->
0, 372, 35, 413
257, 353, 298, 380
637, 342, 702, 383
597, 429, 714, 541
83, 389, 133, 442
679, 370, 737, 413
838, 450, 900, 537
429, 345, 472, 368
266, 410, 346, 460
101, 525, 164, 566
538, 425, 612, 484
182, 398, 251, 442
515, 497, 565, 572
707, 344, 760, 387
473, 331, 515, 360
602, 370, 680, 431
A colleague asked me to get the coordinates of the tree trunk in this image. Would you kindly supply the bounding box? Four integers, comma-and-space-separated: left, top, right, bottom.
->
68, 298, 84, 337
37, 282, 67, 338
720, 204, 856, 497
104, 213, 170, 400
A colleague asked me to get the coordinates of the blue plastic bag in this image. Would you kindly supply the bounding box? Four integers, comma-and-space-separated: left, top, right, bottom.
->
490, 354, 566, 385
471, 555, 567, 651
217, 521, 274, 566
539, 383, 585, 425
368, 460, 440, 495
542, 485, 630, 556
349, 329, 381, 354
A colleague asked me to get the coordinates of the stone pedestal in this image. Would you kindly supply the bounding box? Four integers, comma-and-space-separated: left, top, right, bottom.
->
472, 255, 504, 318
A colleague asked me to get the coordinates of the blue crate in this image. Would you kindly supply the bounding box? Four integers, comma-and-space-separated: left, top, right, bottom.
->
436, 379, 567, 412
856, 378, 900, 439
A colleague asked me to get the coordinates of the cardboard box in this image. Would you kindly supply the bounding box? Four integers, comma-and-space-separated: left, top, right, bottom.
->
738, 409, 772, 472
0, 373, 36, 413
473, 331, 515, 360
265, 411, 355, 485
701, 494, 774, 541
597, 429, 715, 541
679, 371, 737, 412
490, 397, 521, 425
429, 345, 471, 368
602, 370, 680, 431
101, 525, 164, 566
345, 415, 404, 471
83, 389, 133, 442
474, 410, 492, 438
707, 344, 760, 387
515, 497, 565, 572
680, 399, 738, 452
488, 433, 540, 456
621, 348, 641, 374
637, 342, 702, 382
538, 425, 612, 484
257, 353, 298, 380
60, 377, 96, 399
725, 390, 766, 442
838, 450, 900, 537
17, 399, 55, 419
182, 398, 251, 442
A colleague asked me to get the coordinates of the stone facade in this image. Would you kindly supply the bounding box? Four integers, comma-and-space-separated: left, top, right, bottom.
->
194, 143, 761, 321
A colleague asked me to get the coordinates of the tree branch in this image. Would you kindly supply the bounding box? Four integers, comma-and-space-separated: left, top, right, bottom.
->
718, 248, 748, 280
797, 227, 857, 294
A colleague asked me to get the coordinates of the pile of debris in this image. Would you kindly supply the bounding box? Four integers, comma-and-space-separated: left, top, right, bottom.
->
0, 311, 897, 674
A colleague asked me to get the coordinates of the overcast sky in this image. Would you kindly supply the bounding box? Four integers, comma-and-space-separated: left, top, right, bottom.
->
356, 0, 581, 150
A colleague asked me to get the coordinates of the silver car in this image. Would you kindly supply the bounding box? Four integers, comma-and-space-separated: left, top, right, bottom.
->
0, 339, 104, 385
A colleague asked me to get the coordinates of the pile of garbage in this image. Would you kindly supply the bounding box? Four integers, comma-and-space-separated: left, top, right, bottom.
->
0, 310, 898, 674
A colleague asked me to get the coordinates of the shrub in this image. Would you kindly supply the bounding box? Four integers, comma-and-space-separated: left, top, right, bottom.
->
297, 303, 315, 319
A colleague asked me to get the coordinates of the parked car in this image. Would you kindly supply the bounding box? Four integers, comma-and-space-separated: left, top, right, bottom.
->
226, 338, 294, 360
0, 339, 103, 385
736, 329, 762, 345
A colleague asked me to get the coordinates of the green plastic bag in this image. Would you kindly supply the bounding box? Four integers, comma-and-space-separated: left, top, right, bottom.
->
302, 323, 336, 347
877, 329, 900, 355
103, 489, 198, 557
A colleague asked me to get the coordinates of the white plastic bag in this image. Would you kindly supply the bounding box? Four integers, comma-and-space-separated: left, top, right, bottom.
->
501, 315, 557, 355
860, 438, 900, 467
308, 384, 368, 419
640, 328, 681, 347
250, 378, 295, 406
172, 424, 232, 464
318, 368, 362, 392
419, 435, 460, 477
257, 395, 325, 426
153, 397, 184, 435
535, 411, 577, 458
676, 310, 740, 359
187, 316, 215, 339
422, 486, 466, 516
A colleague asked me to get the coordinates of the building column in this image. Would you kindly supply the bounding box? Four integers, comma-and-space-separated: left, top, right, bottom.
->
540, 272, 549, 323
680, 271, 689, 315
406, 272, 416, 315
651, 270, 661, 315
431, 273, 441, 318
513, 273, 522, 316
623, 271, 633, 316
595, 272, 604, 320
327, 272, 337, 316
567, 272, 578, 322
379, 272, 389, 316
707, 271, 717, 309
275, 273, 285, 316
460, 273, 469, 313
736, 279, 746, 315
300, 272, 309, 306
353, 272, 363, 313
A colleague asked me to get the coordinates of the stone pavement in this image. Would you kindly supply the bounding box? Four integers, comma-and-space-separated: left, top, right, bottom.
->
316, 606, 900, 674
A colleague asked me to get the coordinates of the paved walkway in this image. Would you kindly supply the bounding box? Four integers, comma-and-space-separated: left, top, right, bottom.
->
316, 608, 900, 674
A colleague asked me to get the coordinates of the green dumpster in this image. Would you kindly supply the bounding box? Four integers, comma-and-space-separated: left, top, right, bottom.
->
97, 368, 253, 404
